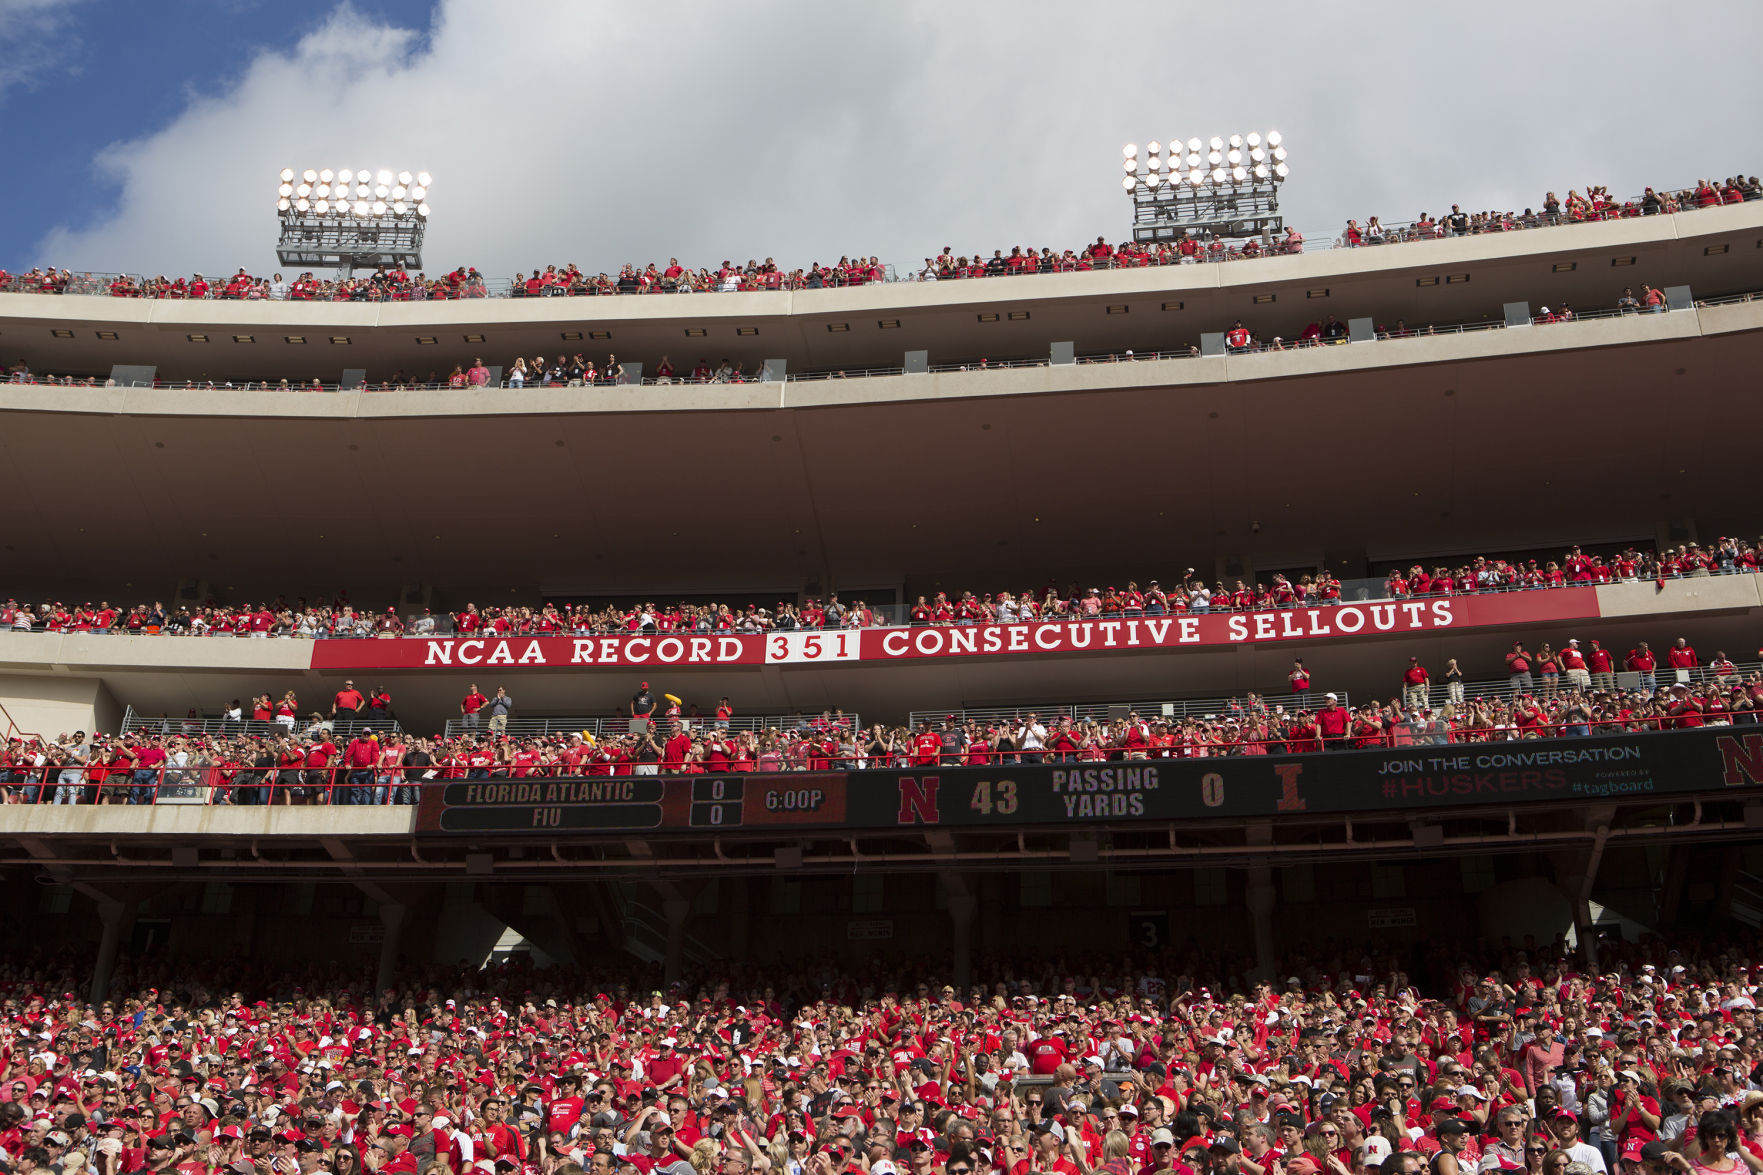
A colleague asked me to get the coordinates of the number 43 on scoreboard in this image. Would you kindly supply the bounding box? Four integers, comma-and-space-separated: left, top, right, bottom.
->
968, 779, 1019, 816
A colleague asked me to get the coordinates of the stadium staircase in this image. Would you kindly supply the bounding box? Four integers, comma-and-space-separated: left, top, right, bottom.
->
1730, 870, 1763, 928
608, 881, 721, 967
474, 881, 720, 967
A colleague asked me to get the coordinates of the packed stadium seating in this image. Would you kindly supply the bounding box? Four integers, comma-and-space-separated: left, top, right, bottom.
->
0, 943, 1756, 1175
1, 540, 1751, 640
4, 159, 1761, 1061
2, 639, 1748, 806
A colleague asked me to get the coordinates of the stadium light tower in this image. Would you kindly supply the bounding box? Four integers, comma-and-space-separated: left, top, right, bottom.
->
274, 167, 431, 278
1120, 132, 1289, 244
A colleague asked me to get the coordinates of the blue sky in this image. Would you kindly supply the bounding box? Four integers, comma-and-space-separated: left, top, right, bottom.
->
0, 0, 433, 269
4, 2, 1761, 282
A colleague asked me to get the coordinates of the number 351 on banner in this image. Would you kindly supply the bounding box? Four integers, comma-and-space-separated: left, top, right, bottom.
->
765, 631, 861, 663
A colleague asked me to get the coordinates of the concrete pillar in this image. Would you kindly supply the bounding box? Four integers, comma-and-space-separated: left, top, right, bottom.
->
1244, 865, 1277, 983
947, 885, 977, 991
1566, 885, 1597, 967
662, 897, 691, 987
90, 899, 130, 1005
1552, 807, 1614, 968
376, 902, 407, 996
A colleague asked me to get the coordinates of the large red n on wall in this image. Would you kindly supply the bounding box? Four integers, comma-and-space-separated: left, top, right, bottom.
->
1718, 734, 1763, 786
897, 776, 941, 824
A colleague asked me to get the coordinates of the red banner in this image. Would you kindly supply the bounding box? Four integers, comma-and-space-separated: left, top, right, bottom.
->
306, 590, 1600, 671
309, 633, 766, 670
855, 589, 1602, 662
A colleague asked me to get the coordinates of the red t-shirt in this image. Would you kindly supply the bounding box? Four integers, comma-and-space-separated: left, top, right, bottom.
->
545, 1096, 584, 1134
1028, 1036, 1068, 1074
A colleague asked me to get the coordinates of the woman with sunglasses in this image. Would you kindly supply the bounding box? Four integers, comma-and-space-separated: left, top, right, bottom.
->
1539, 1150, 1574, 1175
1303, 1123, 1353, 1175
330, 1144, 362, 1175
1675, 1110, 1762, 1175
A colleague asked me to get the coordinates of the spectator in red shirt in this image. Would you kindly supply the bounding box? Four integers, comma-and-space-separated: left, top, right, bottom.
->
1711, 651, 1740, 685
1315, 695, 1350, 750
1559, 640, 1590, 691
460, 684, 489, 730
1627, 643, 1658, 693
343, 731, 379, 805
1402, 658, 1430, 711
1606, 1071, 1661, 1147
332, 679, 366, 727
1029, 1034, 1069, 1076
1587, 640, 1617, 691
303, 734, 338, 803
130, 737, 165, 804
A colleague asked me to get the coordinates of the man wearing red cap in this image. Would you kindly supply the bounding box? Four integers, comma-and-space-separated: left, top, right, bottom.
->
1402, 658, 1430, 711
379, 1126, 419, 1175
1546, 1112, 1606, 1174
630, 682, 657, 735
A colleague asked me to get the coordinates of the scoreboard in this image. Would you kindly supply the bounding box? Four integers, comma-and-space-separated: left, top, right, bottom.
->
428, 775, 847, 833
412, 729, 1758, 836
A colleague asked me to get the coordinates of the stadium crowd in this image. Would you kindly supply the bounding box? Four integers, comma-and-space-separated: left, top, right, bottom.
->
1, 177, 1753, 305
2, 541, 1755, 641
0, 634, 1750, 804
0, 256, 891, 303
0, 269, 1700, 392
0, 937, 1757, 1175
919, 178, 1759, 275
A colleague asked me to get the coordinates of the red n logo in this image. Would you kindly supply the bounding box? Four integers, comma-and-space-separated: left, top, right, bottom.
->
1718, 734, 1763, 786
897, 776, 941, 824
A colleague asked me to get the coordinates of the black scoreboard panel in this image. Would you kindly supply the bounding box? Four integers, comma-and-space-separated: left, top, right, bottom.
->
428, 773, 849, 834
416, 731, 1759, 836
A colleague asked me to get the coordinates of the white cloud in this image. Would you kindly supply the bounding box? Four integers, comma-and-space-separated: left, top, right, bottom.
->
33, 0, 1763, 280
0, 0, 89, 97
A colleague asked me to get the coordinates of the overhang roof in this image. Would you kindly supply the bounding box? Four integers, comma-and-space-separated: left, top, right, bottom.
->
1, 301, 1759, 602
5, 202, 1760, 381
